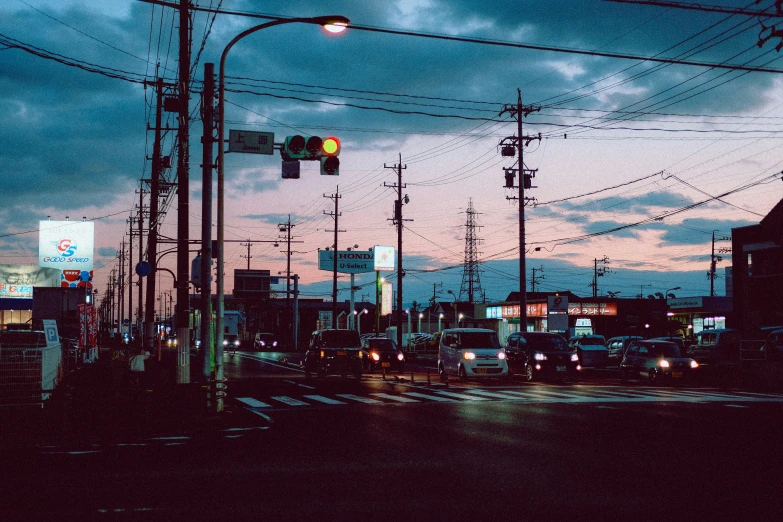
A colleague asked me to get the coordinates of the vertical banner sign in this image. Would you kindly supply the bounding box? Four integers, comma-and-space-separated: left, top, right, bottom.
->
39, 221, 95, 273
78, 303, 87, 350
381, 282, 393, 316
547, 295, 569, 333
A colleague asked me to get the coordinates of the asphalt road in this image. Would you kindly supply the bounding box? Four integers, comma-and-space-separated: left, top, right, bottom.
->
3, 351, 783, 521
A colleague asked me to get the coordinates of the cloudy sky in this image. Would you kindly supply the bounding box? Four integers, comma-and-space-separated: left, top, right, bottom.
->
2, 0, 782, 315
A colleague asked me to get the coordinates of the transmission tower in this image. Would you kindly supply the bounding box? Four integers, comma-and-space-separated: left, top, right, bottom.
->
458, 199, 484, 304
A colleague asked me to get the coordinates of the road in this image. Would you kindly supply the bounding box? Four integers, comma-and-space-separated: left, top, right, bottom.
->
3, 350, 783, 521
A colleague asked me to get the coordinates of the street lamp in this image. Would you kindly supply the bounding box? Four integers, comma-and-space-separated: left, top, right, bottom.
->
665, 286, 681, 299
438, 313, 444, 331
418, 312, 423, 333
458, 313, 464, 325
215, 15, 349, 394
354, 308, 368, 334
405, 309, 412, 349
447, 289, 458, 326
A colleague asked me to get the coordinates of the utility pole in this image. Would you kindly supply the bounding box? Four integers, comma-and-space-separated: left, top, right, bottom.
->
531, 266, 545, 292
200, 62, 215, 384
708, 230, 731, 297
324, 188, 343, 324
127, 215, 134, 335
278, 216, 295, 306
135, 185, 145, 336
240, 241, 252, 269
119, 239, 125, 337
384, 154, 410, 350
144, 76, 164, 354
499, 90, 540, 333
175, 0, 192, 384
591, 256, 611, 298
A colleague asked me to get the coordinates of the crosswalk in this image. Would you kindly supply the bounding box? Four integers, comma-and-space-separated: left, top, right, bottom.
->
235, 385, 783, 412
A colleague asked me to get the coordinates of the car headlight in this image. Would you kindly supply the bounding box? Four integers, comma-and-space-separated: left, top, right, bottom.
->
234, 340, 240, 346
498, 351, 506, 360
571, 353, 579, 362
397, 353, 404, 361
259, 341, 265, 347
659, 360, 670, 368
463, 351, 476, 360
371, 352, 380, 361
272, 341, 278, 347
222, 340, 228, 346
690, 360, 699, 369
534, 353, 547, 361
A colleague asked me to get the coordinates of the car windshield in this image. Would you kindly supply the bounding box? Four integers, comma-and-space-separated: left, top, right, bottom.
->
457, 332, 500, 349
652, 344, 681, 358
367, 339, 397, 351
577, 337, 605, 345
320, 330, 361, 348
523, 334, 570, 351
256, 334, 276, 343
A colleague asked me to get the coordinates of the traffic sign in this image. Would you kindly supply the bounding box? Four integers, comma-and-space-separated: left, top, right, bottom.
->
228, 130, 274, 154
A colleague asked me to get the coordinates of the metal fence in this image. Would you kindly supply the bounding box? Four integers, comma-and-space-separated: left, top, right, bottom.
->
0, 344, 63, 408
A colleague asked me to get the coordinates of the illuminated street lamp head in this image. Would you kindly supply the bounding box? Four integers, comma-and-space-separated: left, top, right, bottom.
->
319, 16, 350, 34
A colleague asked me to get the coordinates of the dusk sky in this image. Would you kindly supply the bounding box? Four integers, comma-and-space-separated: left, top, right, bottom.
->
2, 0, 782, 314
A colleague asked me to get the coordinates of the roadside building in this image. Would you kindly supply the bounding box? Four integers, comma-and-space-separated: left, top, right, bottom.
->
731, 197, 783, 336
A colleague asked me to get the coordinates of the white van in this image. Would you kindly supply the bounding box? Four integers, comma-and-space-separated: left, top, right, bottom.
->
438, 328, 508, 381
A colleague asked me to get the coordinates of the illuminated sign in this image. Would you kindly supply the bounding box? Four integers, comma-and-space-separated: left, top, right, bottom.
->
373, 246, 395, 271
501, 301, 618, 318
0, 265, 61, 297
39, 221, 94, 271
381, 282, 393, 316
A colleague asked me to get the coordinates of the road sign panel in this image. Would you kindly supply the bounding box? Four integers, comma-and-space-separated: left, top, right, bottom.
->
228, 130, 274, 154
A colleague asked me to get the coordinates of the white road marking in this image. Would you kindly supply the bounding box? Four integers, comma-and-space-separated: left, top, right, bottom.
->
403, 392, 457, 402
303, 395, 347, 405
336, 394, 385, 404
237, 397, 271, 408
465, 389, 525, 400
434, 390, 491, 401
271, 396, 310, 406
371, 393, 420, 403
283, 380, 315, 389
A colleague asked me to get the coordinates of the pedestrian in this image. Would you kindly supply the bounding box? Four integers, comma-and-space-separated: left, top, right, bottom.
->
129, 347, 151, 387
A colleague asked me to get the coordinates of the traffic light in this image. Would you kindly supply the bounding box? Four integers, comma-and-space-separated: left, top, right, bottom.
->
321, 156, 339, 175
320, 136, 340, 175
282, 135, 324, 160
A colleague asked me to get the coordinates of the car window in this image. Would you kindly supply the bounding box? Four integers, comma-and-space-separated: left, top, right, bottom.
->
627, 343, 639, 355
638, 346, 649, 356
368, 339, 397, 351
651, 344, 680, 358
457, 332, 500, 349
524, 334, 569, 351
319, 330, 361, 348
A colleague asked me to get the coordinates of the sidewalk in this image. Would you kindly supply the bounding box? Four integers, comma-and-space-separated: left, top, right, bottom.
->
0, 344, 236, 448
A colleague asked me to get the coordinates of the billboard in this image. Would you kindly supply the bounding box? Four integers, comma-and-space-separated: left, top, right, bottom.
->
380, 282, 393, 316
0, 265, 61, 298
373, 246, 395, 271
318, 250, 375, 274
39, 221, 94, 271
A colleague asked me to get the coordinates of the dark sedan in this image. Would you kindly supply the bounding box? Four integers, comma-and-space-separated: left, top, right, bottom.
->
620, 340, 699, 385
505, 332, 580, 382
360, 337, 405, 374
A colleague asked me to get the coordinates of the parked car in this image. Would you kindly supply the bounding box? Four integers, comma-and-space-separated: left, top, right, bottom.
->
606, 336, 643, 367
568, 334, 609, 368
438, 328, 508, 382
505, 331, 580, 382
686, 328, 740, 367
761, 328, 783, 362
303, 329, 362, 380
360, 337, 405, 373
254, 332, 280, 351
620, 340, 698, 385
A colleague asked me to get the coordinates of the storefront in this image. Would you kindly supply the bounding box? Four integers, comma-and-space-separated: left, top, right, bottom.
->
665, 296, 733, 338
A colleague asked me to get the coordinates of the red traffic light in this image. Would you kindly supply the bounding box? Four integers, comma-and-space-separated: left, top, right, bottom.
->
321, 136, 340, 157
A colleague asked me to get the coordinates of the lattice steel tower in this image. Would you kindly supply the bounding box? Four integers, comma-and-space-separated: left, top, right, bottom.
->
459, 199, 484, 304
